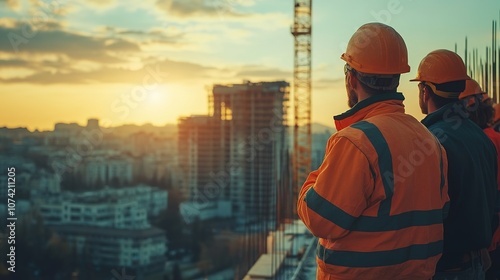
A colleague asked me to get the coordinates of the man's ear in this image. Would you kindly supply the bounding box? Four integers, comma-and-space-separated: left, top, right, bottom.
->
347, 72, 358, 90
422, 86, 430, 102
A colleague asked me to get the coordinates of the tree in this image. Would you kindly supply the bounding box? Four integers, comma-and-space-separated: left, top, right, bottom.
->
39, 234, 74, 279
9, 210, 76, 279
151, 187, 187, 249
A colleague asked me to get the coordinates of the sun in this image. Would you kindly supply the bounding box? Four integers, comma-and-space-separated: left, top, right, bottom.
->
146, 87, 169, 105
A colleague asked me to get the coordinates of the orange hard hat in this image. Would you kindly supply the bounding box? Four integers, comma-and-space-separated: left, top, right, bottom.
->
483, 93, 492, 103
410, 49, 470, 84
495, 103, 500, 123
459, 79, 486, 100
341, 22, 410, 75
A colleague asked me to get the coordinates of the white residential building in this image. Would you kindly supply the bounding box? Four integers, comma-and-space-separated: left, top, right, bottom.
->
79, 155, 133, 186
180, 200, 231, 223
82, 157, 107, 186
52, 225, 166, 280
40, 196, 149, 229
33, 169, 61, 193
103, 185, 168, 217
39, 185, 168, 280
39, 185, 167, 228
107, 156, 133, 184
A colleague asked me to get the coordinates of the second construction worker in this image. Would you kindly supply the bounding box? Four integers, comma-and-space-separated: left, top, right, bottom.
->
459, 79, 500, 279
297, 23, 449, 280
412, 49, 498, 280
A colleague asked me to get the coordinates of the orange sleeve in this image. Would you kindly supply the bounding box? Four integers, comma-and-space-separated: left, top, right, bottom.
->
297, 135, 373, 240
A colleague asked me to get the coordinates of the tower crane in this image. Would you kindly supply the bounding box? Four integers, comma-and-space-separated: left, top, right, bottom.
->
291, 0, 312, 217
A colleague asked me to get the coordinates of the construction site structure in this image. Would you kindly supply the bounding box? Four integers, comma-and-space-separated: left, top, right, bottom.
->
461, 14, 500, 103
179, 81, 291, 279
291, 0, 312, 219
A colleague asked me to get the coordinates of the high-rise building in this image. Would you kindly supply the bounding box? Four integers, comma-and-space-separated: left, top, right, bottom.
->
178, 115, 225, 202
178, 81, 289, 228
211, 81, 289, 226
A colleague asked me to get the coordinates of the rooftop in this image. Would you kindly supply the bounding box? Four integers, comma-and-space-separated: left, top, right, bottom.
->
245, 253, 286, 279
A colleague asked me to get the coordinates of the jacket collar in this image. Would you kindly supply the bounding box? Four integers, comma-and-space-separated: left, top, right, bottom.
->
421, 100, 464, 127
334, 93, 405, 130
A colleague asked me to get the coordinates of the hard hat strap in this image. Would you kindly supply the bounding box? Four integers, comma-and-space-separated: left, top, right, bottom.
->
424, 82, 460, 99
356, 72, 400, 91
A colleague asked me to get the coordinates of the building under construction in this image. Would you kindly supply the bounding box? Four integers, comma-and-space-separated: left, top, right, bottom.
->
210, 81, 290, 227
178, 81, 291, 277
459, 17, 500, 103
179, 81, 289, 224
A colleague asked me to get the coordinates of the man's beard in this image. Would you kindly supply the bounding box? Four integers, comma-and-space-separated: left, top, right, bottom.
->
348, 89, 358, 108
419, 93, 428, 114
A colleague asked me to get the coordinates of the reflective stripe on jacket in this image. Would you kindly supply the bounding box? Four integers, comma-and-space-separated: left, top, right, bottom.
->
297, 93, 449, 280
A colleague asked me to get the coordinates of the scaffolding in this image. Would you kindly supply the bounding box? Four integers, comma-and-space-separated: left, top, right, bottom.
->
460, 14, 500, 104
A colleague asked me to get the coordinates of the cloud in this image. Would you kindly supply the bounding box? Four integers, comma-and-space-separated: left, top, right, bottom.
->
0, 58, 216, 84
0, 58, 29, 67
0, 56, 294, 85
0, 13, 292, 85
235, 65, 291, 80
0, 18, 212, 84
155, 0, 248, 18
0, 0, 20, 11
0, 21, 141, 63
86, 0, 118, 9
0, 57, 75, 79
93, 25, 187, 50
27, 0, 75, 17
39, 20, 64, 31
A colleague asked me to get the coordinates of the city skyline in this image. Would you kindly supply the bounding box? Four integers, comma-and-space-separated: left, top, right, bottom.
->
1, 0, 500, 131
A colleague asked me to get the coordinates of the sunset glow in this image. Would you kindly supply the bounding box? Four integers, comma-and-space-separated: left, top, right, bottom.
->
0, 0, 499, 130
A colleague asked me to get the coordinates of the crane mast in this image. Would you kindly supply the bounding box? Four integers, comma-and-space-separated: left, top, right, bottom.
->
291, 0, 312, 217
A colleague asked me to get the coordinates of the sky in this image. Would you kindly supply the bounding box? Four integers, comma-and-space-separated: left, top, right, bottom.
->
0, 0, 499, 131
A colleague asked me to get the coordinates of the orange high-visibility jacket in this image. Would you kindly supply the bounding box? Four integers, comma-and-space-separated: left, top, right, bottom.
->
298, 93, 449, 280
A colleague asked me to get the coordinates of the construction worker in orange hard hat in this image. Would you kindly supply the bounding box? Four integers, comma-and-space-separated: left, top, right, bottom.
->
297, 22, 449, 280
458, 79, 495, 134
458, 80, 497, 144
412, 50, 498, 280
460, 80, 500, 280
459, 79, 490, 108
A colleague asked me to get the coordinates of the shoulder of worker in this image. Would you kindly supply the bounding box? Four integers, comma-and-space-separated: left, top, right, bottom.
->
426, 116, 497, 162
329, 113, 437, 157
334, 113, 428, 142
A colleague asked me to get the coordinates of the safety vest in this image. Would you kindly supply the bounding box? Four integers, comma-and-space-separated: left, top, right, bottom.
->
298, 93, 449, 280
